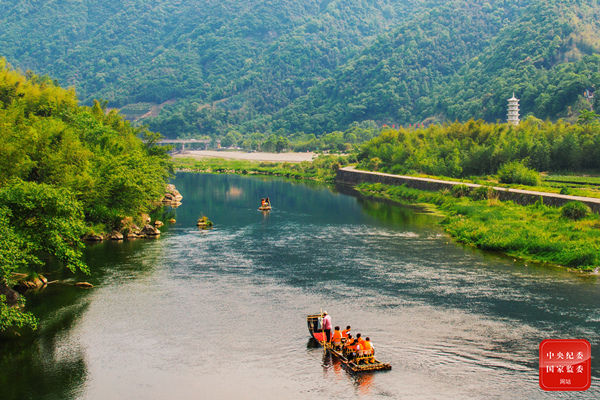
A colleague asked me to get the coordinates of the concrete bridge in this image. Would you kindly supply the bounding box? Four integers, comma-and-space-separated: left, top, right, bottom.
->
158, 139, 217, 151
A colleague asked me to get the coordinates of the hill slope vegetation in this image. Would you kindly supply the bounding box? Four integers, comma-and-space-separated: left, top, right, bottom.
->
1, 0, 599, 137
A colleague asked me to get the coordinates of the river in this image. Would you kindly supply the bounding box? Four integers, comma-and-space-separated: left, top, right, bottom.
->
1, 173, 599, 399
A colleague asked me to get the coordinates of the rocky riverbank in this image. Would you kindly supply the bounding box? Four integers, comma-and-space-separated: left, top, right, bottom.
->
82, 184, 183, 242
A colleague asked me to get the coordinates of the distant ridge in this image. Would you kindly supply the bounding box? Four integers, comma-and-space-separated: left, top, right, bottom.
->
1, 0, 599, 137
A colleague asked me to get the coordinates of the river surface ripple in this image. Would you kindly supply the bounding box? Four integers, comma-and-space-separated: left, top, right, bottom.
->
2, 173, 599, 399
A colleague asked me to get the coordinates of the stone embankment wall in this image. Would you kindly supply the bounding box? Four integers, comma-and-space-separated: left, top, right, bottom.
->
336, 167, 600, 213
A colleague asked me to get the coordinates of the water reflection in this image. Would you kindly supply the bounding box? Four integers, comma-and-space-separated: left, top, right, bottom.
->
1, 173, 599, 399
0, 298, 89, 400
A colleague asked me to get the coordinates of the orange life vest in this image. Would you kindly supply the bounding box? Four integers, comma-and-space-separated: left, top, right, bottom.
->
341, 329, 350, 338
362, 340, 373, 352
332, 330, 342, 341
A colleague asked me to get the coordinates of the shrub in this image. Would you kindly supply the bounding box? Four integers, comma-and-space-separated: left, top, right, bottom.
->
451, 184, 470, 197
561, 201, 591, 220
469, 186, 495, 200
559, 186, 571, 195
367, 157, 382, 171
497, 161, 541, 186
562, 247, 597, 267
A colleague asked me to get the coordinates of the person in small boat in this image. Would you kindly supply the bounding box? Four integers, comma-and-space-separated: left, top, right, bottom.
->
322, 311, 332, 342
331, 326, 343, 350
343, 334, 354, 354
341, 325, 351, 341
351, 338, 363, 362
355, 332, 363, 345
362, 337, 374, 357
344, 333, 363, 362
357, 337, 375, 364
260, 198, 267, 207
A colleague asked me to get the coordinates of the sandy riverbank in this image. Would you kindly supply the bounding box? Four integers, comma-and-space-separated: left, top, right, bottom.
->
173, 150, 317, 162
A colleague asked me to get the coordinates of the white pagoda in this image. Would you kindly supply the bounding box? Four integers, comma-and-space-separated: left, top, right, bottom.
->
507, 93, 520, 125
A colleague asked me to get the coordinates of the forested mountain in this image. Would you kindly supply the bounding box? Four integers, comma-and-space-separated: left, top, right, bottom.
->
1, 0, 599, 138
0, 0, 419, 137
439, 1, 600, 122
269, 0, 532, 133
270, 0, 600, 133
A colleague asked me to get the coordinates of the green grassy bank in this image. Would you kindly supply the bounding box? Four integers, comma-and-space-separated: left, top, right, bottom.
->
173, 155, 346, 183
356, 183, 600, 271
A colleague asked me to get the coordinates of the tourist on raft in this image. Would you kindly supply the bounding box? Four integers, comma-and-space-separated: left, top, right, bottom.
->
343, 334, 354, 352
322, 311, 332, 342
342, 325, 351, 340
351, 337, 363, 361
362, 337, 374, 357
331, 326, 343, 350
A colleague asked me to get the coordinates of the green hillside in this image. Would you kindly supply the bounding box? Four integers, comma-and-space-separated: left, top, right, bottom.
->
0, 0, 419, 137
268, 0, 532, 133
1, 0, 599, 137
270, 0, 600, 133
439, 1, 600, 122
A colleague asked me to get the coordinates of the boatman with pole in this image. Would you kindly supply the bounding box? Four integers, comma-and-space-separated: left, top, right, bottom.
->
322, 311, 332, 342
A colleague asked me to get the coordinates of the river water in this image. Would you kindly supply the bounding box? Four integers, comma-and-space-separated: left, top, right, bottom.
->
1, 173, 599, 399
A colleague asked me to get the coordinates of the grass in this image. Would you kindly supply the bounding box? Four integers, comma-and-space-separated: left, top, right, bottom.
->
356, 182, 600, 271
370, 168, 600, 199
544, 174, 600, 185
173, 155, 346, 183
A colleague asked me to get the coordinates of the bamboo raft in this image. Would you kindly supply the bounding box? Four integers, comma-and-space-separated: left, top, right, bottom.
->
306, 313, 392, 373
258, 197, 272, 211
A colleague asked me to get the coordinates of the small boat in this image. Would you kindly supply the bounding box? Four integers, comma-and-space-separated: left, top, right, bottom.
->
258, 197, 272, 211
306, 313, 392, 373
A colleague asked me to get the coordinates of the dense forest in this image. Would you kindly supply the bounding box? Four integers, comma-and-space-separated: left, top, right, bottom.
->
1, 0, 599, 139
273, 0, 600, 134
356, 114, 600, 178
0, 0, 419, 137
0, 60, 172, 331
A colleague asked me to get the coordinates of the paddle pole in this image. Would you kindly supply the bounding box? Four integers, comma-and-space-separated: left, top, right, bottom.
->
321, 309, 326, 354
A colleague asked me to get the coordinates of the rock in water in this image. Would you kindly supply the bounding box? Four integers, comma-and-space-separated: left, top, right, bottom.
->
197, 216, 213, 229
163, 184, 184, 205
109, 231, 124, 240
154, 220, 164, 228
0, 282, 20, 305
141, 224, 161, 236
82, 233, 104, 241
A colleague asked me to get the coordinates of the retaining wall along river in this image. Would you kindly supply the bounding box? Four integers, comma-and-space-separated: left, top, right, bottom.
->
336, 166, 600, 213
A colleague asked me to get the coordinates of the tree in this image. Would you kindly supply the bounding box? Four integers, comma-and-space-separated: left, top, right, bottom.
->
0, 207, 38, 332
577, 109, 600, 125
0, 181, 87, 275
275, 136, 290, 153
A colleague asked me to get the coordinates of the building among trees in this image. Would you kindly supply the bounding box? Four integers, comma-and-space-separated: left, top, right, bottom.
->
507, 93, 520, 125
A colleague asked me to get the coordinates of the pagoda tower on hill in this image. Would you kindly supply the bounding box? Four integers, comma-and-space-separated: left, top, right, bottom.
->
507, 93, 520, 125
